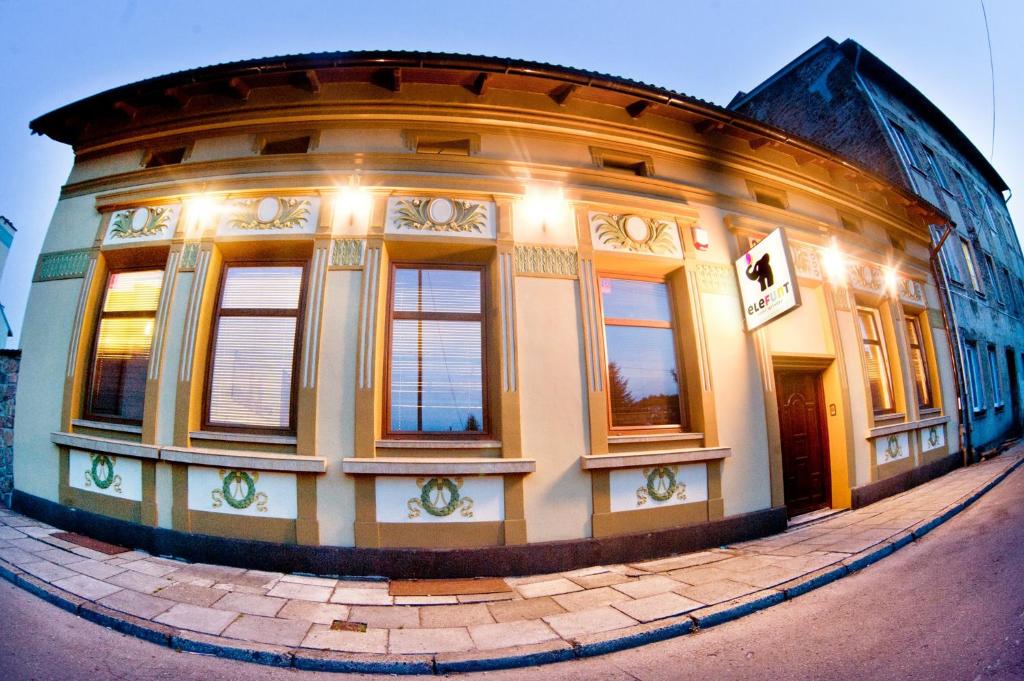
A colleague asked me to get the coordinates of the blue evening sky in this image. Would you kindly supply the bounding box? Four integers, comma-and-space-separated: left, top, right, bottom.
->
1, 0, 1021, 344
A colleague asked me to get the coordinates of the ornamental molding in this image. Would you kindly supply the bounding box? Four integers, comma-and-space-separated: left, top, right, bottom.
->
694, 262, 736, 296
107, 206, 175, 242
898, 278, 926, 306
179, 243, 200, 270
875, 431, 910, 466
224, 197, 312, 232
331, 239, 364, 267
386, 197, 495, 238
589, 212, 680, 256
407, 477, 474, 519
514, 245, 578, 277
34, 248, 92, 282
635, 466, 687, 507
791, 243, 822, 281
211, 469, 268, 513
84, 453, 122, 494
847, 262, 885, 294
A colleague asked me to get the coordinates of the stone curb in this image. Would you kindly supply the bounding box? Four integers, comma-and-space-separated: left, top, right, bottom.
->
2, 454, 1021, 675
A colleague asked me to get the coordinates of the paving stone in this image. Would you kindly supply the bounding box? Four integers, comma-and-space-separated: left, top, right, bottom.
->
121, 559, 180, 577
329, 587, 393, 605
761, 542, 823, 557
212, 583, 268, 595
420, 603, 494, 628
630, 551, 727, 572
212, 591, 287, 617
30, 548, 85, 567
300, 624, 388, 654
279, 574, 338, 588
52, 574, 123, 600
543, 605, 638, 639
552, 586, 632, 612
0, 526, 25, 540
667, 564, 738, 585
0, 546, 52, 566
221, 613, 312, 647
155, 602, 239, 635
64, 559, 126, 580
613, 592, 703, 622
8, 537, 51, 552
468, 619, 559, 650
515, 577, 583, 599
277, 600, 350, 625
562, 565, 612, 578
566, 571, 632, 589
266, 581, 333, 602
675, 578, 759, 605
456, 592, 516, 604
154, 583, 226, 607
611, 575, 684, 599
504, 572, 563, 586
712, 555, 780, 572
389, 627, 475, 654
98, 589, 177, 619
19, 559, 77, 583
488, 596, 567, 623
69, 547, 116, 561
171, 564, 246, 582
348, 605, 420, 629
231, 570, 283, 589
106, 570, 176, 595
335, 578, 388, 590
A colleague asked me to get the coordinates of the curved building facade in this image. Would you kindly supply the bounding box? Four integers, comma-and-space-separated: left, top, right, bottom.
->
17, 52, 960, 575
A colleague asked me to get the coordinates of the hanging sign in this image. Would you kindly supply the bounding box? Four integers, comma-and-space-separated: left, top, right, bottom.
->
734, 227, 801, 331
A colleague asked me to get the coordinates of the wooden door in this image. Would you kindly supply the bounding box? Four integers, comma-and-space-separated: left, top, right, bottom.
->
775, 370, 830, 517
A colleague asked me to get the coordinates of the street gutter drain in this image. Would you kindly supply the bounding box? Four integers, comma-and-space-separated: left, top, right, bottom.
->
331, 620, 367, 632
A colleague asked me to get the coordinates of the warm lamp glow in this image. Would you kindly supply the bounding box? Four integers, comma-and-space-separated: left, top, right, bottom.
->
334, 186, 373, 227
186, 195, 219, 236
522, 186, 568, 226
822, 244, 847, 283
884, 268, 899, 293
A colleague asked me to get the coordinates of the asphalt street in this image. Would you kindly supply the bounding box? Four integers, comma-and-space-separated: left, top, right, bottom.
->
2, 463, 1023, 680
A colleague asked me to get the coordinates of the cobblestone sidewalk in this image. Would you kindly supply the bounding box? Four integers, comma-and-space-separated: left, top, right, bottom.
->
1, 449, 1020, 674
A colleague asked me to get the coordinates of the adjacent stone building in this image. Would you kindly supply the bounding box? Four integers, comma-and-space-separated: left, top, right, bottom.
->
730, 37, 1024, 455
15, 51, 959, 575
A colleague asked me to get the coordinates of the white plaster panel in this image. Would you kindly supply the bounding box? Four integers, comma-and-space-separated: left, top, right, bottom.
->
217, 196, 319, 236
588, 211, 681, 257
69, 449, 143, 501
40, 195, 104, 253
155, 462, 174, 529
187, 466, 297, 519
66, 151, 144, 184
103, 206, 180, 245
920, 424, 946, 453
609, 463, 708, 513
385, 197, 496, 239
375, 476, 504, 523
875, 431, 911, 466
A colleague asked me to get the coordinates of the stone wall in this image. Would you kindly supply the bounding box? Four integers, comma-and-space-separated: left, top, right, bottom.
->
0, 350, 19, 507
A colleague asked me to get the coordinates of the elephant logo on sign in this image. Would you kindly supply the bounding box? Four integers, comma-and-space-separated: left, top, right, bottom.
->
745, 252, 774, 291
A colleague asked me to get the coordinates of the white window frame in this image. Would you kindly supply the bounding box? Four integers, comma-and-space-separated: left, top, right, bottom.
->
965, 342, 985, 413
988, 345, 1004, 408
888, 120, 919, 168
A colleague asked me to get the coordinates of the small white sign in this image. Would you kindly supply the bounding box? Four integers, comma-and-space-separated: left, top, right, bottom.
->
734, 228, 801, 331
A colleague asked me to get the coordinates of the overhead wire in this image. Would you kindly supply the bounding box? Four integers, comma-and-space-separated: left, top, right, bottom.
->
980, 0, 996, 160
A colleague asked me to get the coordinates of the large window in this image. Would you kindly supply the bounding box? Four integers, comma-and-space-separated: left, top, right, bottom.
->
965, 342, 985, 413
889, 121, 919, 167
960, 238, 983, 293
600, 276, 684, 430
205, 264, 305, 433
988, 345, 1003, 408
85, 269, 164, 424
857, 307, 895, 415
386, 265, 486, 437
905, 317, 933, 410
922, 146, 948, 190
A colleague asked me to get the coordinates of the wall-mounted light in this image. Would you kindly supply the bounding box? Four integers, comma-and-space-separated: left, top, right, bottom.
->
822, 242, 847, 284
334, 183, 373, 229
884, 267, 899, 294
522, 185, 568, 228
185, 195, 219, 237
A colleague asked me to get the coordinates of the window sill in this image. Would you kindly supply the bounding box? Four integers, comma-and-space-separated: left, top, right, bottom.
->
580, 446, 731, 470
872, 412, 906, 425
375, 440, 502, 450
190, 431, 297, 446
919, 407, 942, 418
867, 414, 949, 439
342, 457, 534, 476
608, 432, 704, 445
162, 446, 325, 473
51, 432, 159, 459
72, 419, 142, 435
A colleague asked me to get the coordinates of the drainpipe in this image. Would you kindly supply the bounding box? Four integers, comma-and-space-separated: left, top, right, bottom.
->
930, 222, 973, 465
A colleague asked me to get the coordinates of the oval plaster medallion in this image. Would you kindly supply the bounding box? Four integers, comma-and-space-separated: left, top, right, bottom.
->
625, 215, 649, 242
428, 198, 455, 224
130, 207, 150, 231
257, 197, 281, 223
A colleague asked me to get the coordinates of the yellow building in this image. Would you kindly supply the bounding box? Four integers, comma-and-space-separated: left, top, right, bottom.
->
18, 52, 958, 576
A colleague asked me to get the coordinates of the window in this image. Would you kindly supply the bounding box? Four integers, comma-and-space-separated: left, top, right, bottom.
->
386, 265, 486, 437
85, 269, 164, 424
953, 170, 976, 212
984, 254, 1002, 304
889, 121, 919, 167
591, 147, 654, 177
988, 346, 1003, 408
930, 225, 960, 283
839, 214, 862, 234
905, 317, 934, 410
205, 264, 305, 433
260, 135, 311, 155
753, 190, 787, 210
600, 276, 684, 429
857, 307, 895, 415
960, 238, 982, 293
965, 342, 985, 413
922, 146, 948, 190
144, 147, 186, 168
